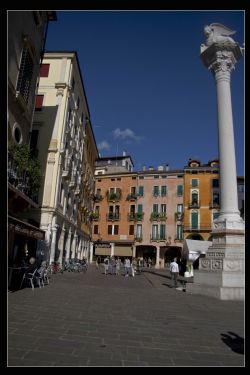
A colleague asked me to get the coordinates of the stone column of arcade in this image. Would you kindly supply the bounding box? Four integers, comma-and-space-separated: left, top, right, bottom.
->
186, 23, 245, 300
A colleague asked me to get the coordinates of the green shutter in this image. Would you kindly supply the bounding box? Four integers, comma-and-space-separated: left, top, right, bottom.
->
177, 185, 183, 196
191, 212, 198, 229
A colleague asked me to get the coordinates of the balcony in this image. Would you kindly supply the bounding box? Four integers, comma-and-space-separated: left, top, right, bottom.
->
175, 212, 183, 221
134, 212, 144, 222
93, 194, 103, 202
150, 235, 166, 242
107, 192, 122, 202
209, 201, 220, 209
89, 212, 100, 221
126, 193, 137, 201
106, 213, 120, 221
150, 212, 167, 221
174, 236, 184, 243
127, 212, 135, 221
184, 225, 212, 232
188, 200, 200, 208
134, 236, 143, 242
8, 151, 39, 203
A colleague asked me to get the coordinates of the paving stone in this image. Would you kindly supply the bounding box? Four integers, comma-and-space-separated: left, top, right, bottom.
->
8, 265, 244, 367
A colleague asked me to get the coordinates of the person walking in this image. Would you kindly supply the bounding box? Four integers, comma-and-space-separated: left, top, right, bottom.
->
103, 256, 109, 275
170, 257, 179, 288
124, 257, 131, 277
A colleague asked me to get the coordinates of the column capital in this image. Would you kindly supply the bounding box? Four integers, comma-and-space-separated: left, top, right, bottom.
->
200, 43, 242, 80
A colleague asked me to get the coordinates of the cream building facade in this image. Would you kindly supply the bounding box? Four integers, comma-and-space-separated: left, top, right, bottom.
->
30, 51, 98, 265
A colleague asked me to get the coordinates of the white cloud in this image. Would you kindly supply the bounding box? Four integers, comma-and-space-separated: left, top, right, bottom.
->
112, 128, 143, 142
98, 140, 110, 151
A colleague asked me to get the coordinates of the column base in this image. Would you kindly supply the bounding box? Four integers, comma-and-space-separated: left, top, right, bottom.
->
186, 228, 245, 300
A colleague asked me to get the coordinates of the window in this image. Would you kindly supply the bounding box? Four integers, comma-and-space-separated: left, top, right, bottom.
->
129, 225, 134, 235
136, 224, 142, 238
153, 186, 159, 196
13, 123, 22, 144
108, 225, 119, 235
212, 179, 219, 188
152, 225, 158, 240
30, 129, 39, 157
213, 212, 220, 221
213, 192, 220, 205
94, 225, 99, 235
77, 96, 80, 108
132, 176, 136, 180
153, 204, 158, 213
16, 47, 34, 103
177, 204, 183, 213
131, 186, 136, 194
191, 179, 198, 187
160, 224, 166, 240
192, 192, 198, 204
59, 183, 64, 205
154, 175, 159, 179
160, 204, 166, 213
138, 186, 144, 196
161, 186, 167, 196
137, 204, 143, 213
139, 176, 144, 179
35, 95, 44, 111
39, 64, 50, 77
191, 212, 198, 229
176, 225, 183, 239
177, 185, 183, 196
71, 77, 75, 90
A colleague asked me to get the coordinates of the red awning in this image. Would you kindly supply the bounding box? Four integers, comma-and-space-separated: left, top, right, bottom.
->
8, 215, 45, 240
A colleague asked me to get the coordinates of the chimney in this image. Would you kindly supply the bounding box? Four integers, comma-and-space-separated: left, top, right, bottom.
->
122, 150, 126, 156
142, 165, 146, 171
158, 165, 164, 171
165, 164, 169, 171
148, 166, 154, 171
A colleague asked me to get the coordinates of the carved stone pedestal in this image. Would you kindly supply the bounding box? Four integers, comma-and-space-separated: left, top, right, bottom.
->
186, 222, 245, 300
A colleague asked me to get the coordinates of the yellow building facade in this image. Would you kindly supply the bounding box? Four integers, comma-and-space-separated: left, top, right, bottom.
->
183, 159, 220, 241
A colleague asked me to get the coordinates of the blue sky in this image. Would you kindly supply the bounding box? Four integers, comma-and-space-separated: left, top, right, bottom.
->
45, 10, 244, 175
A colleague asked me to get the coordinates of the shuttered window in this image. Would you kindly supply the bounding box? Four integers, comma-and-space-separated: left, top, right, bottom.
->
191, 212, 198, 229
35, 95, 44, 111
40, 64, 50, 77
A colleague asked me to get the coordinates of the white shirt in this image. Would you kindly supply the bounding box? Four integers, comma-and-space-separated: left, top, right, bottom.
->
170, 261, 179, 273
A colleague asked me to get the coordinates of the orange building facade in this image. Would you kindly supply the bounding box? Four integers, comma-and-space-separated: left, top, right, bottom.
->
92, 161, 184, 268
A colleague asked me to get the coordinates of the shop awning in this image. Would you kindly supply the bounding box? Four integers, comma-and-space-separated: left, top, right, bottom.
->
8, 215, 45, 240
114, 246, 133, 256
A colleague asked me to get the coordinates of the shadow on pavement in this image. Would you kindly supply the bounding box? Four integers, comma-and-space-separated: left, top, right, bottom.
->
221, 331, 244, 355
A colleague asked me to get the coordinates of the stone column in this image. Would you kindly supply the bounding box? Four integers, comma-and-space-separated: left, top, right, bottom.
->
49, 224, 59, 264
65, 228, 72, 262
155, 246, 160, 269
201, 44, 243, 225
89, 241, 94, 263
57, 226, 66, 266
110, 243, 115, 258
186, 26, 245, 300
71, 232, 77, 259
132, 245, 136, 258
